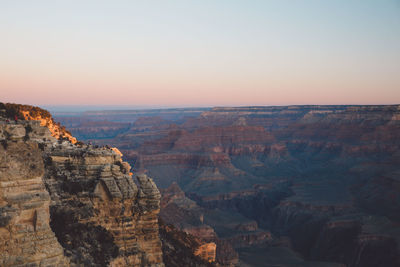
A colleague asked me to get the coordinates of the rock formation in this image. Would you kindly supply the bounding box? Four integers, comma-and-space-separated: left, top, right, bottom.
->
0, 121, 69, 267
0, 103, 164, 266
2, 103, 77, 144
158, 222, 216, 267
159, 183, 239, 266
43, 145, 163, 266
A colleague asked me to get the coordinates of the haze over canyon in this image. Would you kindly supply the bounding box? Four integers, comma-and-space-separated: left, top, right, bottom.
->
50, 104, 400, 266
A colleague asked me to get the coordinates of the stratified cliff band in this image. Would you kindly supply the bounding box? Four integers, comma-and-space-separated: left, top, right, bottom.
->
0, 103, 164, 266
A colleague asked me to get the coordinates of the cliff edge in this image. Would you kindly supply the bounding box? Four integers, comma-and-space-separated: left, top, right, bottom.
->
0, 103, 164, 266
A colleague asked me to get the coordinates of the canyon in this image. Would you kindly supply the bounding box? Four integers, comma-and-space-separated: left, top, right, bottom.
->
0, 103, 399, 266
0, 103, 214, 267
56, 105, 400, 267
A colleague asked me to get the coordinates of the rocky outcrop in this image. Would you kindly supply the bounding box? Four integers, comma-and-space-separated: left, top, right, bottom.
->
159, 222, 216, 267
1, 103, 77, 144
159, 185, 219, 264
223, 231, 272, 248
159, 184, 239, 266
0, 121, 69, 266
184, 226, 218, 242
0, 104, 165, 266
43, 143, 163, 266
193, 242, 216, 263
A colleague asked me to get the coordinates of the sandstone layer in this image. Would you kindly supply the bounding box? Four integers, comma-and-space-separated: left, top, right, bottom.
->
0, 103, 165, 266
0, 121, 69, 266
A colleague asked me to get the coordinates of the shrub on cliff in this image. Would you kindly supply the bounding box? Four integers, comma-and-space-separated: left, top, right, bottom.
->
2, 102, 52, 120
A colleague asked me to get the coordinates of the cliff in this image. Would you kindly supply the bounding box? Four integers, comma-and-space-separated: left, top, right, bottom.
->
159, 222, 216, 267
0, 121, 69, 266
0, 103, 164, 266
159, 183, 240, 266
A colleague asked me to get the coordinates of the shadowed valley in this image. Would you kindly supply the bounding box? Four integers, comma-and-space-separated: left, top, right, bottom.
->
55, 105, 400, 267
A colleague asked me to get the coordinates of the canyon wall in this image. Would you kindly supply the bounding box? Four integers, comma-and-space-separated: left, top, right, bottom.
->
59, 105, 400, 266
0, 104, 165, 266
0, 122, 69, 266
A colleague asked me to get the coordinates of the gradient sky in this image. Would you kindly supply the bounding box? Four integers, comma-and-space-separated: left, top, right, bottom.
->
1, 0, 400, 107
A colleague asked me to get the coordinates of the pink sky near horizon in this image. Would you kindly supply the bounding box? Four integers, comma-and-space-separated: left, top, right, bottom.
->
1, 1, 400, 107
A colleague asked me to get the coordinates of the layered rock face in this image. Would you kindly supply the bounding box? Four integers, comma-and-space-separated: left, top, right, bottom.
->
0, 104, 164, 267
43, 144, 163, 266
158, 222, 216, 267
160, 183, 239, 266
0, 121, 69, 266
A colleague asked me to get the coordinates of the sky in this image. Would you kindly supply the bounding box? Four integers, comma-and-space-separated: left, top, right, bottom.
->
1, 0, 400, 108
